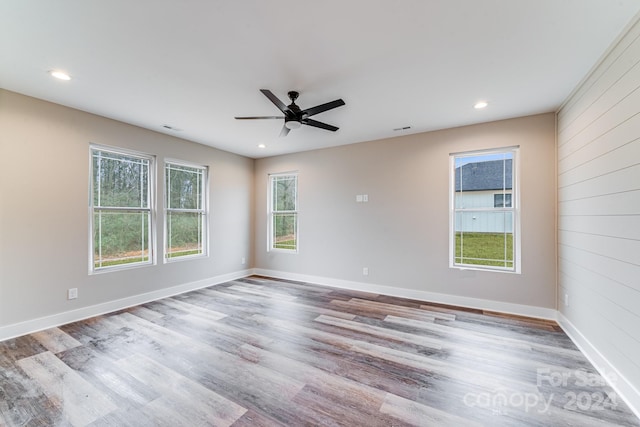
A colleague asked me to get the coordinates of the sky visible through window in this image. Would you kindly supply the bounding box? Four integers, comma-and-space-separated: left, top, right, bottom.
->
455, 152, 513, 168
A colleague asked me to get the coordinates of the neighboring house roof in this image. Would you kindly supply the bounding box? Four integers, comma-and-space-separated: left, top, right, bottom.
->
455, 159, 512, 191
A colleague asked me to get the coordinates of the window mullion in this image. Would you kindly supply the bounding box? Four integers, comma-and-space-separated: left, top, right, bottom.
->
98, 210, 102, 268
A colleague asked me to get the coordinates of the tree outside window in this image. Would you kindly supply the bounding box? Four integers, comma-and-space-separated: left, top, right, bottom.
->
90, 146, 154, 271
165, 161, 208, 260
269, 173, 298, 251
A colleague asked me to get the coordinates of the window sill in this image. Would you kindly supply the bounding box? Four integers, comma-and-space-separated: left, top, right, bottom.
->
450, 265, 520, 274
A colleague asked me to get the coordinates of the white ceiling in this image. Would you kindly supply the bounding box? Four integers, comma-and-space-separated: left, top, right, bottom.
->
2, 1, 639, 159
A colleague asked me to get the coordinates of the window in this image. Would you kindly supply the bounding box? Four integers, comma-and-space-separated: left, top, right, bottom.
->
450, 147, 520, 272
90, 146, 154, 272
165, 161, 208, 260
494, 193, 512, 208
269, 173, 298, 251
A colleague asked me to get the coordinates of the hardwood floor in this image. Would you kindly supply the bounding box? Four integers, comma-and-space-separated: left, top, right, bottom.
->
1, 276, 638, 426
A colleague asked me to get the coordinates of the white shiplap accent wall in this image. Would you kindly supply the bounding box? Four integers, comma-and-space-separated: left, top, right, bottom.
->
557, 15, 640, 413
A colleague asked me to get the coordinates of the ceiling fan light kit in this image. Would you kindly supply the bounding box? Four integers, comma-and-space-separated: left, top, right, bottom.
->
285, 119, 302, 130
235, 89, 345, 137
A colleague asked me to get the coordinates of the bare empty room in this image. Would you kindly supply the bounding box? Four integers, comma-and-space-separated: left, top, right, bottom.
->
1, 1, 640, 426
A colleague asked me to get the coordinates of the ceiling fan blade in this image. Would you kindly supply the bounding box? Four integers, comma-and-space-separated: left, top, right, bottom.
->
279, 124, 290, 137
303, 118, 339, 132
260, 89, 291, 115
235, 116, 284, 120
302, 99, 345, 117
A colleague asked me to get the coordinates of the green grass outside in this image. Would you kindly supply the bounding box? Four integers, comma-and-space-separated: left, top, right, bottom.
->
95, 247, 202, 269
94, 255, 149, 268
274, 239, 296, 250
166, 249, 202, 258
455, 232, 513, 268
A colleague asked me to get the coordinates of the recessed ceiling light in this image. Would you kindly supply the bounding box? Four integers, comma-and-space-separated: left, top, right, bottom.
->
258, 143, 266, 149
50, 70, 71, 81
474, 101, 488, 109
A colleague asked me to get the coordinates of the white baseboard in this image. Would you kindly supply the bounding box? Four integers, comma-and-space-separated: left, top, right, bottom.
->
0, 269, 252, 343
252, 269, 557, 320
557, 313, 640, 420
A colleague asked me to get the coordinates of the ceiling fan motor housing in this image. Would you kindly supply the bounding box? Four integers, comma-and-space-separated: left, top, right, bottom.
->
285, 91, 303, 129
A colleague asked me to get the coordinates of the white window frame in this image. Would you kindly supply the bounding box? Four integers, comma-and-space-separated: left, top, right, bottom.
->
163, 159, 209, 262
89, 144, 156, 273
449, 146, 521, 273
494, 193, 512, 208
268, 172, 299, 253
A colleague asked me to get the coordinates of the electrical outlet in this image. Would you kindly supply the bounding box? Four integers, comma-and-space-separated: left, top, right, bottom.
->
362, 267, 369, 276
241, 257, 246, 265
564, 293, 569, 307
68, 288, 78, 300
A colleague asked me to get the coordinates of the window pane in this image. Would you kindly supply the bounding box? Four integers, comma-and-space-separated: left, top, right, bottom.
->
166, 165, 203, 210
494, 193, 512, 208
269, 173, 298, 252
455, 211, 513, 268
93, 211, 150, 268
93, 151, 149, 208
455, 152, 512, 209
164, 161, 207, 262
166, 211, 204, 258
273, 176, 297, 211
273, 213, 297, 250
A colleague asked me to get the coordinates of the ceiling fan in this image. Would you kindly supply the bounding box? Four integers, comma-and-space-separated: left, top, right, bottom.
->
235, 89, 345, 137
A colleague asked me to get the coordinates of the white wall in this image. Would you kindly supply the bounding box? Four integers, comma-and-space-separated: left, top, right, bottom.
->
557, 16, 640, 411
255, 113, 556, 310
0, 90, 254, 332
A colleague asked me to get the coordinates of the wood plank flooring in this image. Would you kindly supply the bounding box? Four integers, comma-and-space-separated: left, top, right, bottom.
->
1, 276, 638, 426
